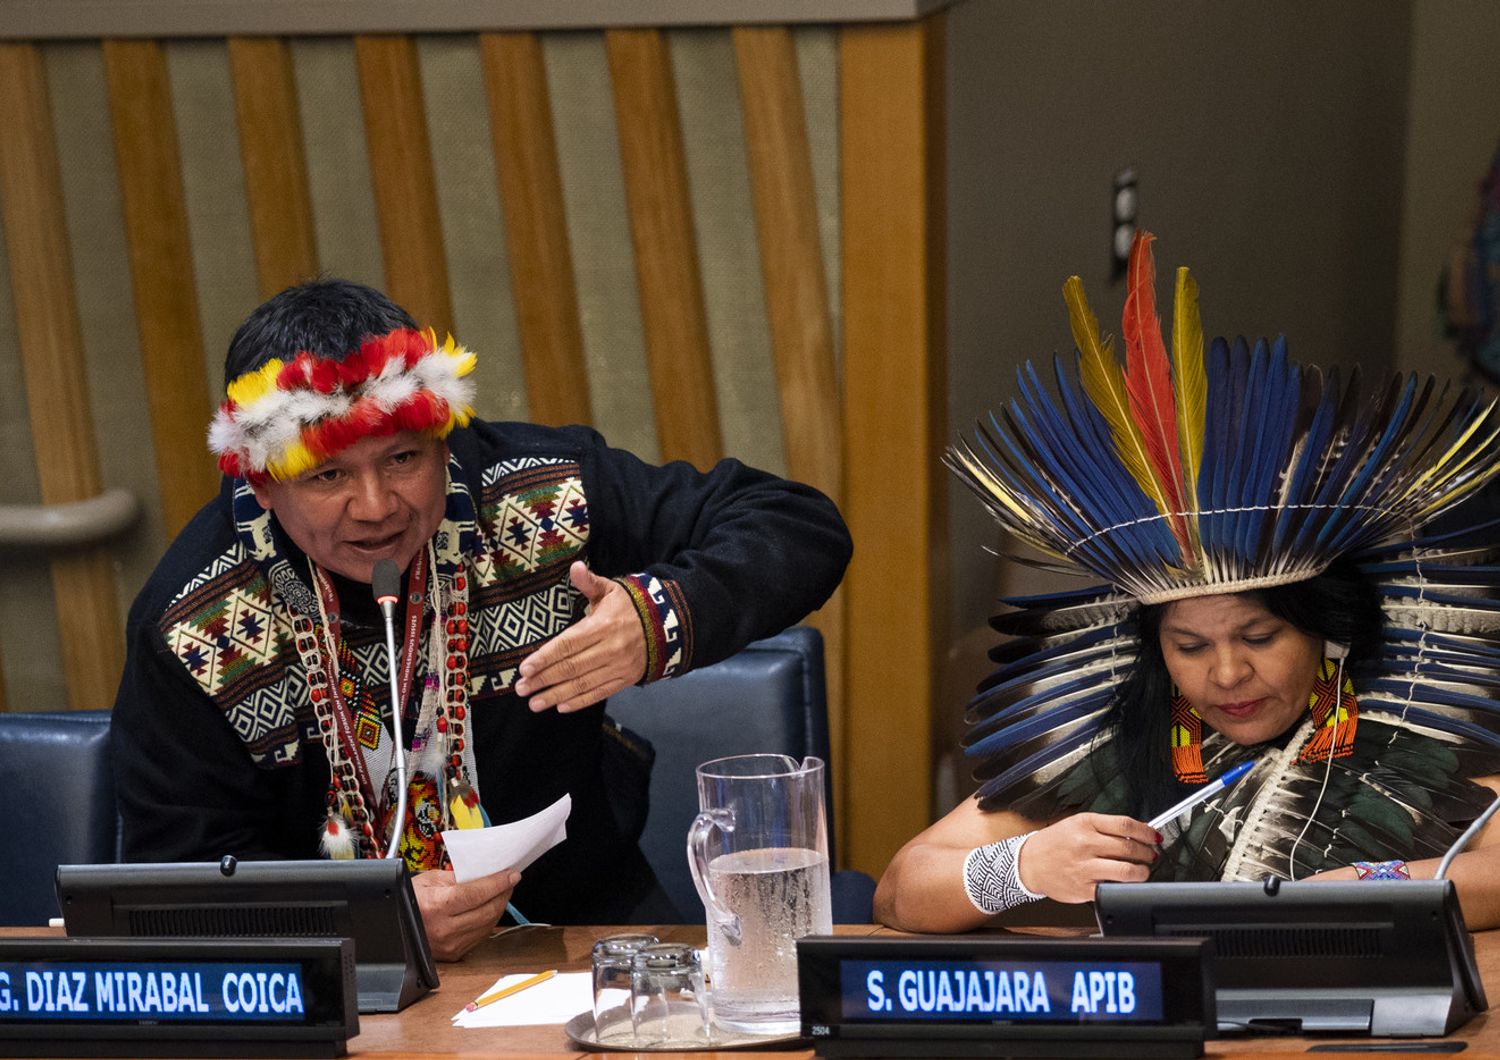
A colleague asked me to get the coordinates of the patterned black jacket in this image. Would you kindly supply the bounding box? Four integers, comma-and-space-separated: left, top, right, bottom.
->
111, 419, 851, 923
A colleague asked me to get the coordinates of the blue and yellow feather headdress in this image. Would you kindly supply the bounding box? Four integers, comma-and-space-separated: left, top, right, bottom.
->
951, 231, 1500, 604
955, 232, 1500, 813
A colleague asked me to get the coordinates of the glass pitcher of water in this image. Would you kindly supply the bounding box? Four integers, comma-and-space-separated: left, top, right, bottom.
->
687, 754, 832, 1035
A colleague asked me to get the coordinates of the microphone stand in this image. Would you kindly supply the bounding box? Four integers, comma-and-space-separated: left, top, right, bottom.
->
373, 559, 409, 860
1436, 792, 1500, 881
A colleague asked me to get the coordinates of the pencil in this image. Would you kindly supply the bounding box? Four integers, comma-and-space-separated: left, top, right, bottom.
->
464, 969, 556, 1013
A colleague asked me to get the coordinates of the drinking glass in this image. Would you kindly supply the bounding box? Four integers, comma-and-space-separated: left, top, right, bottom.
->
630, 942, 710, 1045
591, 932, 658, 1042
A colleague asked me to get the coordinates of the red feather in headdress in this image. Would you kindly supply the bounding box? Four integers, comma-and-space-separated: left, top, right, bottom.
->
1122, 232, 1189, 553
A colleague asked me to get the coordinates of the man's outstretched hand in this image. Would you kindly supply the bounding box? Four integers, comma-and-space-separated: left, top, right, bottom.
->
514, 561, 648, 713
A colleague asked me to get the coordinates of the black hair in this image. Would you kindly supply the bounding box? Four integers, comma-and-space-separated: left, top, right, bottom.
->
1100, 558, 1384, 817
223, 279, 418, 382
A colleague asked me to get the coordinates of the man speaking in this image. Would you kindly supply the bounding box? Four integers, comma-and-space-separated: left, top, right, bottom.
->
111, 279, 851, 958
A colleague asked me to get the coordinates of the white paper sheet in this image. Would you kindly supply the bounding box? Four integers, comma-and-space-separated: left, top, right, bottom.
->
441, 793, 571, 883
451, 971, 592, 1028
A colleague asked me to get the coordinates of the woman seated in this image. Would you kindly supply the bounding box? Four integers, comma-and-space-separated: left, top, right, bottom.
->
877, 233, 1500, 933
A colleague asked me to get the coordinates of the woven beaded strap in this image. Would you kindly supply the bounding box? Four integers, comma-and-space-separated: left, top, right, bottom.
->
1352, 859, 1411, 881
962, 831, 1044, 915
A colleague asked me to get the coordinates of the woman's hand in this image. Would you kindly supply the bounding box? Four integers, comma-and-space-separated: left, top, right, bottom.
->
875, 798, 1161, 933
1017, 813, 1160, 903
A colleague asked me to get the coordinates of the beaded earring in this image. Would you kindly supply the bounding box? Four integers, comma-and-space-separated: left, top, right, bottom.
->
1169, 686, 1208, 784
1297, 656, 1358, 765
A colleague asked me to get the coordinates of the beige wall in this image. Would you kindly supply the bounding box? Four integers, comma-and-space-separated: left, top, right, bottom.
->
1395, 0, 1500, 376
0, 27, 841, 712
939, 0, 1417, 809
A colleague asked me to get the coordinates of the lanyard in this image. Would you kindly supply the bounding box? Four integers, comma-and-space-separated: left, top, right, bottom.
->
311, 549, 429, 818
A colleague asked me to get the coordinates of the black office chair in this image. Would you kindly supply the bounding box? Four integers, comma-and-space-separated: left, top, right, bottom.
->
0, 710, 117, 926
606, 627, 876, 923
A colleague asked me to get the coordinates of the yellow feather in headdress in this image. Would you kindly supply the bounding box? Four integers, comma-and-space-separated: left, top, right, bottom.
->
268, 440, 319, 482
1404, 402, 1500, 516
226, 358, 286, 408
1065, 276, 1173, 522
1172, 266, 1206, 550
449, 349, 477, 380
426, 329, 476, 375
949, 445, 1048, 530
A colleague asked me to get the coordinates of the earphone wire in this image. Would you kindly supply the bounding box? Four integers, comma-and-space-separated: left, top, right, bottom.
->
1287, 649, 1345, 881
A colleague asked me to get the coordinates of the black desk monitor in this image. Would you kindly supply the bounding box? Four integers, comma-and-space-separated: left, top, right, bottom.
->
1096, 878, 1487, 1037
55, 860, 438, 1014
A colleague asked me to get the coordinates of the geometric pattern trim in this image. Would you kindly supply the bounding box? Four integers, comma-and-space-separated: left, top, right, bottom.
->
160, 552, 302, 766
467, 575, 580, 696
480, 455, 567, 488
962, 833, 1042, 915
161, 558, 288, 701
157, 449, 686, 768
228, 680, 308, 766
1353, 859, 1412, 881
616, 572, 691, 681
476, 458, 590, 585
166, 546, 245, 607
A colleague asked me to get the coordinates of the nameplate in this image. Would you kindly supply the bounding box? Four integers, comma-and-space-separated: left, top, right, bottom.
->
797, 934, 1213, 1058
0, 937, 356, 1058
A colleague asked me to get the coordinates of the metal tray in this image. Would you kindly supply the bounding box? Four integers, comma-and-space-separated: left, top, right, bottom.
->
564, 1010, 804, 1052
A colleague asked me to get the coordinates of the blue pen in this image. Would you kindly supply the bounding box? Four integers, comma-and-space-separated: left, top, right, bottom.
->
1148, 759, 1256, 830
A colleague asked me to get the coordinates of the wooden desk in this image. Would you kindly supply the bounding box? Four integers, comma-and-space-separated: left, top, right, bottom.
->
5, 924, 1496, 1057
355, 922, 852, 1058
359, 923, 1500, 1058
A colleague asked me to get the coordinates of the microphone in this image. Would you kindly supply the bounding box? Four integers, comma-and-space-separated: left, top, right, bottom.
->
373, 558, 401, 620
372, 559, 408, 860
1436, 789, 1500, 881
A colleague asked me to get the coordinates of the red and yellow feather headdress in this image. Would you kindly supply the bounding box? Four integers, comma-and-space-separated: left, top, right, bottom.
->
208, 327, 477, 483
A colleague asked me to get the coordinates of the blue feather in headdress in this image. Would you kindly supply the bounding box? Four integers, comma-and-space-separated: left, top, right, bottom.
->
949, 233, 1500, 816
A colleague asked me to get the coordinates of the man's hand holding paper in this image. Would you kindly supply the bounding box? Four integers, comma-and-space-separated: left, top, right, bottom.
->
412, 869, 519, 961
416, 795, 572, 961
442, 794, 572, 883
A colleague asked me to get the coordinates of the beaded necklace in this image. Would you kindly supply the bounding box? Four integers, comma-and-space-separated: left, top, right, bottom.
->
291, 545, 475, 862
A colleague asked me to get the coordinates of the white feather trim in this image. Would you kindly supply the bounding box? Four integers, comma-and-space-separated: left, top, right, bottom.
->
211, 341, 478, 471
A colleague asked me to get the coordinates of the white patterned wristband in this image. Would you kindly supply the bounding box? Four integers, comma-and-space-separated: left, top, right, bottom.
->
962, 831, 1044, 915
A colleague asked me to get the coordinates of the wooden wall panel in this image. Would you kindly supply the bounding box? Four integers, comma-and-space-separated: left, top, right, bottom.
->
670, 30, 782, 477
0, 42, 125, 710
353, 35, 453, 336
733, 24, 849, 852
606, 28, 722, 469
735, 27, 840, 496
840, 16, 947, 877
228, 37, 318, 299
101, 38, 218, 537
480, 32, 591, 428
1, 23, 946, 845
